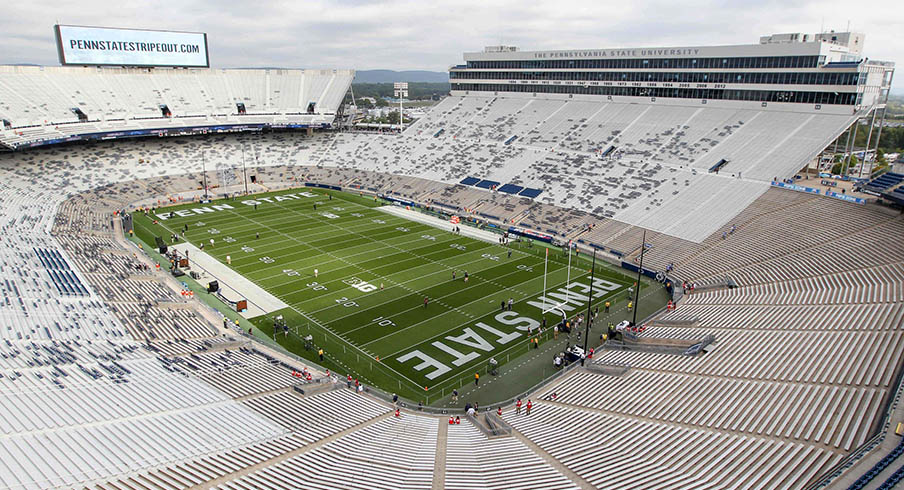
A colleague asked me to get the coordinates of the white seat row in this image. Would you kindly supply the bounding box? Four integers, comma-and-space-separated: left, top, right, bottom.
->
219, 414, 437, 490
503, 402, 841, 490
546, 370, 882, 451
445, 420, 577, 490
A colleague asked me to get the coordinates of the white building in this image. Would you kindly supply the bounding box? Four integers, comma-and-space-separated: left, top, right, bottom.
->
450, 32, 893, 115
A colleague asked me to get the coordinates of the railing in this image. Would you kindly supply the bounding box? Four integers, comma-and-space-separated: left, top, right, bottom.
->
650, 317, 699, 327
584, 362, 631, 376
690, 276, 736, 291
483, 412, 514, 437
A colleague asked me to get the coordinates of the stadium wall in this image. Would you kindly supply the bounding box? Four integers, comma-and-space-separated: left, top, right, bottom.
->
449, 89, 862, 115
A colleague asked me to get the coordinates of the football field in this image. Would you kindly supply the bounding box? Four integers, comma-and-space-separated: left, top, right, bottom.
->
133, 188, 641, 400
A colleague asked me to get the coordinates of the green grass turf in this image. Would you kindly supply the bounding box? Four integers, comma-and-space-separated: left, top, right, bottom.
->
132, 188, 661, 403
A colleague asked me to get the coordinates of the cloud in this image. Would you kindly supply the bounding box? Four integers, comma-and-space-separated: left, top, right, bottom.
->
0, 0, 900, 89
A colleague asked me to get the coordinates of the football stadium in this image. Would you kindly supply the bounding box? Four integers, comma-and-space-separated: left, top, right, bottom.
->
0, 19, 902, 490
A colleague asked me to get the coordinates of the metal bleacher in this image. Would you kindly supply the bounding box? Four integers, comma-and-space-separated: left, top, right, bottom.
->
0, 65, 354, 149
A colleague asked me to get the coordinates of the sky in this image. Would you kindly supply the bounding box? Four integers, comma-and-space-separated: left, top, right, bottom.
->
2, 0, 902, 90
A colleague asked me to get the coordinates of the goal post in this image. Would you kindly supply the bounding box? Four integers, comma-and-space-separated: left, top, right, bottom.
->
539, 244, 573, 319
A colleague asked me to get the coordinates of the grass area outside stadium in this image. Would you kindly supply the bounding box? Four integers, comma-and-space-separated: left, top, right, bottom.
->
131, 187, 669, 405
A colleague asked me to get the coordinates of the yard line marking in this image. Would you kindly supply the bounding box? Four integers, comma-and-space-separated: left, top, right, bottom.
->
339, 258, 551, 336
233, 231, 467, 282
297, 248, 506, 315
210, 206, 426, 388
365, 265, 584, 350
261, 199, 555, 303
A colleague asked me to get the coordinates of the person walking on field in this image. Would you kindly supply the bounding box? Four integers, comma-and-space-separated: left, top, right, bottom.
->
508, 298, 513, 311
474, 372, 480, 386
318, 348, 324, 361
424, 296, 429, 308
314, 268, 318, 278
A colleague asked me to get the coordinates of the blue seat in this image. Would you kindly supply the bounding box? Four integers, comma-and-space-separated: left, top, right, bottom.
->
498, 183, 523, 194
475, 179, 501, 189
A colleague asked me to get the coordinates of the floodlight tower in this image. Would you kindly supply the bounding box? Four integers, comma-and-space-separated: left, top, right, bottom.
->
394, 82, 408, 133
201, 151, 209, 200
240, 145, 247, 195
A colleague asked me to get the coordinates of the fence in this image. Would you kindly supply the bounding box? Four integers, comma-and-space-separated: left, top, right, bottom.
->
583, 363, 631, 377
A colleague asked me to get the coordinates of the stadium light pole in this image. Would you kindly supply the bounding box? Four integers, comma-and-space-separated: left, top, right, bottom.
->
201, 151, 209, 200
241, 145, 249, 195
582, 248, 596, 365
394, 82, 408, 133
542, 247, 549, 306
632, 230, 646, 326
565, 241, 572, 292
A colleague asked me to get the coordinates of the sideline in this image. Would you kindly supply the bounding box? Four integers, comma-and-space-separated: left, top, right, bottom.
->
172, 241, 288, 318
378, 205, 505, 245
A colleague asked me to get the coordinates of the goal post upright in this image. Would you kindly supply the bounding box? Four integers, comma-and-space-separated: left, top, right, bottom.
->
565, 241, 572, 293
542, 247, 548, 309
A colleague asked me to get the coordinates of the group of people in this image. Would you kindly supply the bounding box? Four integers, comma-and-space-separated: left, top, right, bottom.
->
720, 224, 738, 240
451, 270, 469, 282
500, 298, 514, 312
346, 374, 366, 394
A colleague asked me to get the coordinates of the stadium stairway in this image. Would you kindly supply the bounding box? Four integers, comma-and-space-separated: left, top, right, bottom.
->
197, 410, 395, 489
432, 421, 448, 490
509, 427, 595, 490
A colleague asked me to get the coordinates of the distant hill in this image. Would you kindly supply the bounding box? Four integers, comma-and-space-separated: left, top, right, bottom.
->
354, 70, 448, 84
